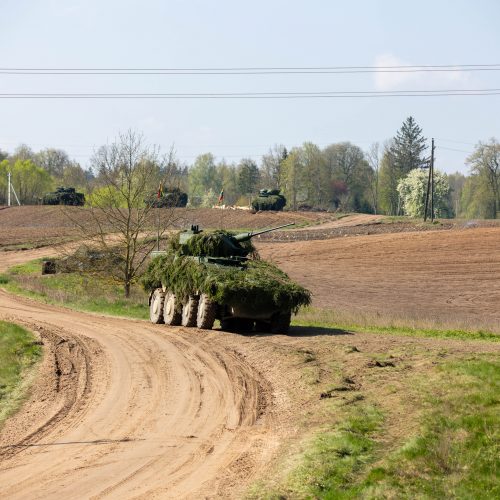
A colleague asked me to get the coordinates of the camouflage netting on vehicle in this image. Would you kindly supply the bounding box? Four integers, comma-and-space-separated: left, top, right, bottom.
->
251, 189, 286, 211
169, 231, 257, 258
141, 253, 311, 313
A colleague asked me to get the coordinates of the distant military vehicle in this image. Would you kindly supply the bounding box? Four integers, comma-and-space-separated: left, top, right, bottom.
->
43, 187, 85, 206
142, 223, 310, 333
149, 188, 188, 208
251, 189, 286, 211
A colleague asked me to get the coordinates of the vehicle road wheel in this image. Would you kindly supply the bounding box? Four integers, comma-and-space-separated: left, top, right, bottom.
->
164, 292, 182, 326
270, 311, 291, 334
196, 294, 216, 329
149, 288, 165, 324
181, 296, 199, 327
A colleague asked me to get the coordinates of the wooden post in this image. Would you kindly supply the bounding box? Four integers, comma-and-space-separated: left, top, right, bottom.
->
423, 138, 435, 222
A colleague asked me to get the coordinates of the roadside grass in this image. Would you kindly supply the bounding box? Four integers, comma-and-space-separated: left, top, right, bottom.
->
293, 307, 500, 341
3, 261, 499, 342
249, 357, 500, 499
0, 321, 42, 429
359, 358, 500, 499
4, 259, 148, 320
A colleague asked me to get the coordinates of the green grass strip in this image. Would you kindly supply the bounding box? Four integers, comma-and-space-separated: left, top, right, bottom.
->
0, 321, 42, 428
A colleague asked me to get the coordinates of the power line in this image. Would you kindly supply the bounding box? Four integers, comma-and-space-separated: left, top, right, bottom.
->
437, 146, 474, 154
1, 63, 500, 75
436, 138, 477, 146
1, 89, 500, 99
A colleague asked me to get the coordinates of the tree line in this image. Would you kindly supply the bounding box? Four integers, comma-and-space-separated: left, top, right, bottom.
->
1, 117, 499, 218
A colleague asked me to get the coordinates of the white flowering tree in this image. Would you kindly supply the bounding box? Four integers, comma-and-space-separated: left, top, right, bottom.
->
397, 168, 451, 218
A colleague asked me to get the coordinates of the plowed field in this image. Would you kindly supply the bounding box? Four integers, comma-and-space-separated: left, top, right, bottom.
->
257, 227, 500, 332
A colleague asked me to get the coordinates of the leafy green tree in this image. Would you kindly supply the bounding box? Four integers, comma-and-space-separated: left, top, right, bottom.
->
447, 172, 467, 217
36, 148, 72, 177
378, 145, 400, 215
216, 160, 239, 205
397, 168, 451, 218
460, 174, 495, 218
466, 139, 500, 218
390, 116, 428, 173
61, 163, 88, 191
237, 158, 260, 195
280, 149, 304, 210
380, 117, 428, 215
300, 142, 327, 207
260, 145, 288, 189
366, 142, 381, 214
0, 158, 53, 204
188, 153, 220, 206
323, 142, 370, 211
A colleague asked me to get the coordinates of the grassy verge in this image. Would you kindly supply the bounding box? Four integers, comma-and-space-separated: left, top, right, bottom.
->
293, 307, 500, 341
249, 357, 500, 499
3, 262, 499, 342
0, 321, 42, 428
361, 358, 500, 498
3, 260, 148, 320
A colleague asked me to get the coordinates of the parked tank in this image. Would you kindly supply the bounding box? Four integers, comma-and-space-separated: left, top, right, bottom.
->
43, 187, 85, 206
142, 223, 311, 333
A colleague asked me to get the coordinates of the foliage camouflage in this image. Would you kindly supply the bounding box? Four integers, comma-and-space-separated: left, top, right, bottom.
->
141, 230, 311, 313
251, 188, 287, 211
169, 230, 257, 258
149, 187, 188, 208
43, 186, 85, 206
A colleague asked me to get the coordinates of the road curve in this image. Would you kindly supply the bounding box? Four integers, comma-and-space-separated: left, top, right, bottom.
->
0, 289, 277, 499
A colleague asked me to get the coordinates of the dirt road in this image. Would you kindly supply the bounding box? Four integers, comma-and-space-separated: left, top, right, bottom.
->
0, 291, 280, 499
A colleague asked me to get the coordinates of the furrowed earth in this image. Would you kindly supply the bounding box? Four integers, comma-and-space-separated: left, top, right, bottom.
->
0, 206, 498, 499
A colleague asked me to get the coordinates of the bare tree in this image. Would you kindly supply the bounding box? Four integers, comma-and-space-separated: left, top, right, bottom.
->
64, 130, 181, 297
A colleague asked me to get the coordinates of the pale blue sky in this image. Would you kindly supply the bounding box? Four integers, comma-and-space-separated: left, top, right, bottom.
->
1, 0, 499, 173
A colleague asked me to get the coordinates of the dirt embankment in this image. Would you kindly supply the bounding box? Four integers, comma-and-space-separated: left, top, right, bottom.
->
257, 226, 500, 332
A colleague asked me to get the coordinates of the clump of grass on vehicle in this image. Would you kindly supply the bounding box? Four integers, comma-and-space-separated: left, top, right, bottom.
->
0, 321, 42, 428
141, 252, 311, 312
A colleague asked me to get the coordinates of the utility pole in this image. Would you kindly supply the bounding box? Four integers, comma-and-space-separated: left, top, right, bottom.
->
7, 171, 21, 206
430, 138, 435, 222
424, 138, 435, 222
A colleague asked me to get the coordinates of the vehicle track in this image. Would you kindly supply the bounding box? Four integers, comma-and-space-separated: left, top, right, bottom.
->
0, 290, 277, 499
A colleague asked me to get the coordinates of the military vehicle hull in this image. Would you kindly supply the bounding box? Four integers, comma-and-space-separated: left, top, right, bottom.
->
144, 223, 310, 334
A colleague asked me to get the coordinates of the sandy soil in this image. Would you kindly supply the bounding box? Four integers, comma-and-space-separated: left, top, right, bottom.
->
0, 291, 283, 499
257, 226, 500, 331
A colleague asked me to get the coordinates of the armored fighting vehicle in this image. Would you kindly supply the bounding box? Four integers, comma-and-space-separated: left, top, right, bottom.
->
43, 187, 85, 206
251, 189, 286, 211
142, 223, 310, 333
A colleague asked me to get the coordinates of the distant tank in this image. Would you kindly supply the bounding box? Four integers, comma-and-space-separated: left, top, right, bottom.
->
251, 189, 286, 211
142, 223, 310, 333
43, 187, 85, 206
148, 188, 188, 208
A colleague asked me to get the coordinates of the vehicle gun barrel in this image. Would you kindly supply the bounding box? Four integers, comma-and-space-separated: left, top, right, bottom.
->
233, 222, 295, 242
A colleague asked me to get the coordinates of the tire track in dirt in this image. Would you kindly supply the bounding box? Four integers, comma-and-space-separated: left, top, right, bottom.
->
0, 291, 278, 499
